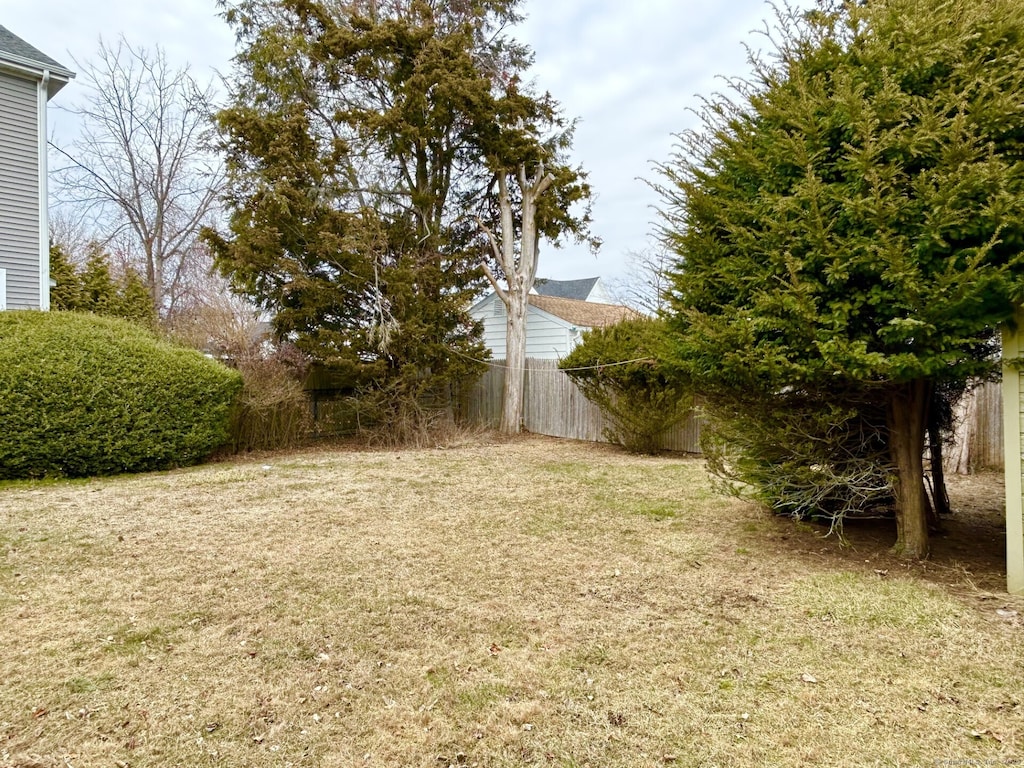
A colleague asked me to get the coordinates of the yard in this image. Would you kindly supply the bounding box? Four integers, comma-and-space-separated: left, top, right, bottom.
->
1, 436, 1022, 767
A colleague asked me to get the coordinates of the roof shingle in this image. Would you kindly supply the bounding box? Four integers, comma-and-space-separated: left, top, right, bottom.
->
528, 295, 640, 328
533, 277, 600, 302
0, 25, 73, 77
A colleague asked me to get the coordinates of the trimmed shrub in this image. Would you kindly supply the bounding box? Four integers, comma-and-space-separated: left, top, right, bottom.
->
0, 311, 242, 479
560, 318, 692, 454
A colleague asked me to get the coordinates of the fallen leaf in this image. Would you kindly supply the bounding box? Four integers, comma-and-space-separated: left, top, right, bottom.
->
607, 711, 627, 727
801, 673, 818, 684
488, 644, 501, 655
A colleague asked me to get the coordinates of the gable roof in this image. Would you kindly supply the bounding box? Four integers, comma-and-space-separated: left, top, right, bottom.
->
528, 294, 640, 329
533, 277, 601, 301
0, 25, 74, 96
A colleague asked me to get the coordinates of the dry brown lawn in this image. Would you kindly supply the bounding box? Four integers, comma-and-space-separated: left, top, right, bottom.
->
1, 435, 1022, 768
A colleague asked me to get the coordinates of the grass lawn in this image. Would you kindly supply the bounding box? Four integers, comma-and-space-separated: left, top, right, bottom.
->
1, 435, 1022, 767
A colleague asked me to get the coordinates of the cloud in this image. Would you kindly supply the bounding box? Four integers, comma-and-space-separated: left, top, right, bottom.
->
9, 0, 800, 285
6, 1, 234, 77
517, 0, 788, 281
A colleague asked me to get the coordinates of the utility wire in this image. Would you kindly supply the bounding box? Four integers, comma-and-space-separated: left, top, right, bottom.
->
450, 347, 655, 372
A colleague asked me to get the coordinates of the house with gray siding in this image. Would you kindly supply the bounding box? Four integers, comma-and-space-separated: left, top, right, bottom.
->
0, 25, 73, 310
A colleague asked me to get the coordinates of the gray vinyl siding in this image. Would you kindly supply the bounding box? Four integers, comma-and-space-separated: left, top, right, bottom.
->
0, 70, 41, 310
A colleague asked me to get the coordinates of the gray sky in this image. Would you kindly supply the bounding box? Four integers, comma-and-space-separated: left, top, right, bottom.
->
6, 0, 791, 287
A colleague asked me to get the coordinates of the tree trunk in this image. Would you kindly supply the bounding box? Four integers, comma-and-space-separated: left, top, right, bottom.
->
501, 288, 527, 434
479, 165, 554, 436
887, 379, 931, 559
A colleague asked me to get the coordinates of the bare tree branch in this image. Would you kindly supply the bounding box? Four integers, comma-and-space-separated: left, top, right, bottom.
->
52, 36, 224, 320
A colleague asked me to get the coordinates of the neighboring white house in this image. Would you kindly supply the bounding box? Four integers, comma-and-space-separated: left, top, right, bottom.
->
0, 25, 74, 311
469, 280, 639, 360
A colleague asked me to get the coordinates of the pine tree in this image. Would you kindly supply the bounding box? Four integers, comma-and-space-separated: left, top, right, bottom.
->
659, 0, 1024, 557
49, 244, 157, 327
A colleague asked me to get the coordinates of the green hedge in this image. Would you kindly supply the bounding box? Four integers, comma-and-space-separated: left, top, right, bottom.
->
0, 311, 243, 479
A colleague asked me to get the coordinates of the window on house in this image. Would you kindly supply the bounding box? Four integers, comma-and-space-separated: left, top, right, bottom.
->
493, 299, 505, 317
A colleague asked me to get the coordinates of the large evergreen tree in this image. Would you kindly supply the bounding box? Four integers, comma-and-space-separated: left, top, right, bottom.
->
207, 0, 587, 437
207, 0, 494, 431
659, 0, 1024, 557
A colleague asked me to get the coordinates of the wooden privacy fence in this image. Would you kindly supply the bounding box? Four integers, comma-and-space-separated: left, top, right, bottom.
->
461, 362, 1004, 468
462, 358, 702, 453
949, 380, 1003, 472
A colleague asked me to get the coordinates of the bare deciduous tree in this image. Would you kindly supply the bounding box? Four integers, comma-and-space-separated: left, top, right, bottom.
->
52, 36, 223, 320
478, 165, 555, 435
47, 208, 93, 267
166, 281, 268, 362
608, 245, 675, 316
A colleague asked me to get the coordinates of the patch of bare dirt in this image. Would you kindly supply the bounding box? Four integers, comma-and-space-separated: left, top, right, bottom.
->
749, 469, 1012, 594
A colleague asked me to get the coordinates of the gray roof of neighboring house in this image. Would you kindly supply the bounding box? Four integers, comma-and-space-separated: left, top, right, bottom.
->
533, 277, 600, 302
0, 25, 75, 93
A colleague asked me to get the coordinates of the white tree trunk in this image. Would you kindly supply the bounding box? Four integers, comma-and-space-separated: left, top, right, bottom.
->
479, 165, 554, 435
501, 287, 528, 433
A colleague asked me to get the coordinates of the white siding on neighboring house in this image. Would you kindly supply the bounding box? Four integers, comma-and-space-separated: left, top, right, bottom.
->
522, 305, 574, 359
0, 71, 41, 310
470, 289, 640, 361
476, 297, 509, 356
472, 293, 576, 360
585, 280, 613, 304
0, 268, 7, 309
